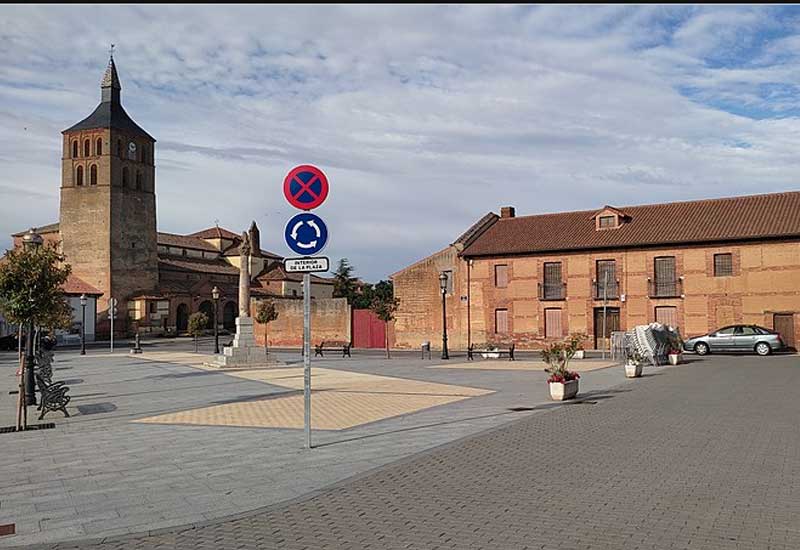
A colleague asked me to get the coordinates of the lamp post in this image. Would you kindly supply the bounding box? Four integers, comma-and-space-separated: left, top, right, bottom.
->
212, 286, 220, 354
439, 272, 449, 360
22, 229, 43, 406
80, 294, 87, 356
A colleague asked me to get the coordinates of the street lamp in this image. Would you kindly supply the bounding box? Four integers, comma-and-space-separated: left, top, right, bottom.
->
212, 286, 220, 354
22, 228, 43, 406
439, 272, 449, 360
79, 294, 87, 356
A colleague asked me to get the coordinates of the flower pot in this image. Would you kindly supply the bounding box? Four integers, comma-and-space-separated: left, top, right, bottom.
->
625, 362, 643, 378
549, 379, 579, 401
668, 353, 680, 366
573, 350, 585, 360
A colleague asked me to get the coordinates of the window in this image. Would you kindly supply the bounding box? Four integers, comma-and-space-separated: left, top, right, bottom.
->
76, 165, 84, 186
136, 171, 142, 190
737, 326, 757, 336
96, 138, 102, 155
655, 306, 678, 328
122, 166, 129, 187
595, 260, 617, 298
716, 326, 736, 336
545, 308, 562, 338
72, 141, 78, 158
714, 253, 733, 277
442, 270, 454, 295
598, 215, 616, 228
149, 302, 157, 314
90, 164, 97, 185
495, 309, 508, 334
652, 256, 677, 297
494, 264, 508, 288
542, 262, 564, 300
84, 139, 90, 157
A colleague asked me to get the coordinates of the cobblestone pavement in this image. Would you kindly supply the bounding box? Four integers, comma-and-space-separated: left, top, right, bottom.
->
36, 354, 800, 550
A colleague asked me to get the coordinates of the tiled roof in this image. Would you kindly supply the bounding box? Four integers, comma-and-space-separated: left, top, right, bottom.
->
157, 232, 219, 253
158, 257, 239, 276
454, 213, 498, 248
221, 243, 283, 260
12, 223, 60, 237
461, 191, 800, 257
189, 226, 241, 240
62, 274, 102, 296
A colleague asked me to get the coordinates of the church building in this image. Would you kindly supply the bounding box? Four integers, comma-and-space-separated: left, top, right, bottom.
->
10, 56, 333, 339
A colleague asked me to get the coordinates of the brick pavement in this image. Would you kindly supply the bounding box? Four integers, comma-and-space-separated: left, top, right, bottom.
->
33, 354, 800, 550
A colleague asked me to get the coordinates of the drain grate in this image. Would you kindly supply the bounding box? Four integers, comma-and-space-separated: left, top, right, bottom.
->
0, 423, 55, 435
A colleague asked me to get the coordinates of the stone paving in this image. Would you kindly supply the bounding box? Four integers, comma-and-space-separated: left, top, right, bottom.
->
0, 342, 627, 547
31, 354, 800, 549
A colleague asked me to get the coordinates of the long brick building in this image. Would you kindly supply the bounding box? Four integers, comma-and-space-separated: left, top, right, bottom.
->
392, 192, 800, 351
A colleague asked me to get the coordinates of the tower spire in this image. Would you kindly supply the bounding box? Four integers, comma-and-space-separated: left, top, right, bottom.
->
101, 48, 121, 103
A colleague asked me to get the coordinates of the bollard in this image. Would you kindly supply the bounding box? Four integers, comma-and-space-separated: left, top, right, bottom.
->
421, 341, 431, 360
130, 333, 143, 354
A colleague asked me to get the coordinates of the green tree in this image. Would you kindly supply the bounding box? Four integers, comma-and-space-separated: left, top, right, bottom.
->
255, 299, 279, 355
333, 258, 357, 303
0, 243, 72, 430
371, 294, 400, 359
187, 312, 208, 353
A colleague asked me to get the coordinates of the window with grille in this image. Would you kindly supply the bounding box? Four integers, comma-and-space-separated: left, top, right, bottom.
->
495, 309, 508, 334
653, 256, 676, 296
543, 262, 563, 299
494, 264, 508, 288
596, 260, 617, 298
545, 308, 562, 338
655, 306, 678, 328
714, 253, 733, 277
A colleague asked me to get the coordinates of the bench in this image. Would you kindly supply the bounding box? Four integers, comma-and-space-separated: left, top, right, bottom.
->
34, 349, 55, 384
314, 341, 352, 358
34, 373, 70, 420
468, 343, 515, 361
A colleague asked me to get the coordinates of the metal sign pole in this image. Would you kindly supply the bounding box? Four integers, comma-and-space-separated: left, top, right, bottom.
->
602, 270, 609, 360
110, 299, 114, 354
303, 272, 312, 449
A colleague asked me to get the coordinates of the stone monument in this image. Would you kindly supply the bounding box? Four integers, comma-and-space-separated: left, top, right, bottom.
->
207, 230, 278, 368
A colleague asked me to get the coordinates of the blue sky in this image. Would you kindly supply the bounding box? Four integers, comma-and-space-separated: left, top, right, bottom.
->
1, 5, 799, 281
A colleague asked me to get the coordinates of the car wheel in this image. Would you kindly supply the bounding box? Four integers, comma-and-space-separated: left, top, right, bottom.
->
755, 342, 771, 356
694, 342, 710, 356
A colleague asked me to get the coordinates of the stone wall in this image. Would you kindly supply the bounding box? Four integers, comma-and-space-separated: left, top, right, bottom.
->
253, 297, 351, 347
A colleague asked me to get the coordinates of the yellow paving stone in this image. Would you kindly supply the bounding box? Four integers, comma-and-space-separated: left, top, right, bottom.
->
134, 353, 493, 430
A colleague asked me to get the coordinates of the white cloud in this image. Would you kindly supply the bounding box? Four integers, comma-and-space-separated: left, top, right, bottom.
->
1, 5, 799, 281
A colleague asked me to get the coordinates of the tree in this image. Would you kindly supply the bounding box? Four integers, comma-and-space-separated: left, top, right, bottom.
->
333, 258, 357, 303
255, 299, 279, 356
187, 312, 208, 353
371, 294, 399, 359
0, 243, 72, 430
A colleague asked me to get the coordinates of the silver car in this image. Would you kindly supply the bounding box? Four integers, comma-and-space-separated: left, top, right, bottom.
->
683, 325, 785, 356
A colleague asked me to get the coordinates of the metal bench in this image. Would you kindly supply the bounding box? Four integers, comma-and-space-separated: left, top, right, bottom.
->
467, 343, 515, 361
314, 341, 352, 358
34, 373, 70, 420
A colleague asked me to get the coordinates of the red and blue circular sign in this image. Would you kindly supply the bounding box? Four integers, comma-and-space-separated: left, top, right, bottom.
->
283, 165, 329, 210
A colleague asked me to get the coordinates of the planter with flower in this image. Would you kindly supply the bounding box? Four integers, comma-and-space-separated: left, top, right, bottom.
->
625, 348, 644, 378
666, 330, 683, 365
570, 332, 587, 359
542, 334, 585, 401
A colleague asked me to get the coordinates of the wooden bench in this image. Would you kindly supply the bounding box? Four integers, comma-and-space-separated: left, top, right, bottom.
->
314, 341, 352, 358
467, 343, 515, 361
35, 373, 71, 420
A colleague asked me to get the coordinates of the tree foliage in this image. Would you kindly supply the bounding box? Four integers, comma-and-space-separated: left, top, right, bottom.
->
187, 312, 208, 338
370, 293, 399, 358
332, 258, 357, 302
0, 244, 72, 329
255, 300, 279, 325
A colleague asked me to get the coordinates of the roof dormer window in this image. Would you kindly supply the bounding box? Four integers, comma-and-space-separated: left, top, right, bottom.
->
593, 206, 628, 231
598, 215, 616, 229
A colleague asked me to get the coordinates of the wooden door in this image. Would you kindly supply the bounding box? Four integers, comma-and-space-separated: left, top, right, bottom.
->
774, 314, 796, 350
594, 307, 620, 350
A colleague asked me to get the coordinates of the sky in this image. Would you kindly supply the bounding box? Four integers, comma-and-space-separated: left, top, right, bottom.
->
1, 5, 799, 282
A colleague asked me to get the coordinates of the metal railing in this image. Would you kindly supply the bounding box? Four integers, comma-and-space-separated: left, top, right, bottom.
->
538, 282, 566, 301
592, 280, 620, 300
648, 278, 683, 298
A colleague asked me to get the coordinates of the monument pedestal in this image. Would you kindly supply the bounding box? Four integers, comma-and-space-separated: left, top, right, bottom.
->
206, 317, 281, 368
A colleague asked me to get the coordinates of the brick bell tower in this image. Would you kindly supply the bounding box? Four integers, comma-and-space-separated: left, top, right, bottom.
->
59, 55, 158, 336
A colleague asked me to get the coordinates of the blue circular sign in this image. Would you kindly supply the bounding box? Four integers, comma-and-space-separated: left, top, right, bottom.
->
284, 212, 329, 256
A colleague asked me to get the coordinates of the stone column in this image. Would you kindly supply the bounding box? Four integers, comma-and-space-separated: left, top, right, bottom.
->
239, 231, 251, 318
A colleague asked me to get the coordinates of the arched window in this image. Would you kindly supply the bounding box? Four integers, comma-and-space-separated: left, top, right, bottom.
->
72, 141, 78, 158
122, 166, 129, 188
90, 164, 97, 185
76, 165, 84, 186
96, 138, 102, 155
84, 139, 90, 157
136, 171, 142, 190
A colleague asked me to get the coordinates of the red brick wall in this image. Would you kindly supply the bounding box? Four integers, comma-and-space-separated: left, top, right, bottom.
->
253, 297, 351, 347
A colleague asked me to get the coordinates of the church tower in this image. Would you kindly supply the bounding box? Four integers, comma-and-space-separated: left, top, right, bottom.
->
59, 55, 158, 335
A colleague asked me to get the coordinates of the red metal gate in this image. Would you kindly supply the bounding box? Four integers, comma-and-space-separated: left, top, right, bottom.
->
352, 309, 386, 348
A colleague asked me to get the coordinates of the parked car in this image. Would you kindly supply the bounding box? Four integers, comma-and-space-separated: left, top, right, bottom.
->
683, 325, 785, 356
